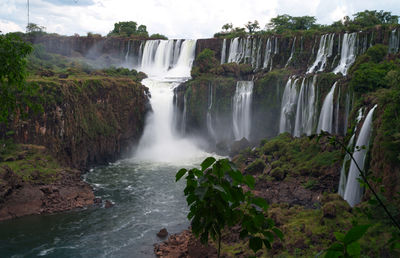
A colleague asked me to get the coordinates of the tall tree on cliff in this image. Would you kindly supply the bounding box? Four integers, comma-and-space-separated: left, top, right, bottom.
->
0, 33, 40, 125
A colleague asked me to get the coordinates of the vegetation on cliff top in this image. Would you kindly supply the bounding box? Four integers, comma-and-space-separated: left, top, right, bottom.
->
215, 10, 399, 38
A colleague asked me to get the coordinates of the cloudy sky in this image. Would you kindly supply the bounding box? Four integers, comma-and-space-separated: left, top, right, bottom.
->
1, 0, 400, 38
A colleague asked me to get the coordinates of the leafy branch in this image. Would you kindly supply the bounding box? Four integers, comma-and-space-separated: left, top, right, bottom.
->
176, 157, 283, 257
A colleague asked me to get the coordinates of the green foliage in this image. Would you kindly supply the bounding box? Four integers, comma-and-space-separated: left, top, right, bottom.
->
267, 14, 317, 33
353, 10, 398, 27
26, 23, 46, 34
365, 44, 388, 63
177, 157, 282, 257
325, 225, 370, 258
0, 33, 41, 125
149, 33, 168, 40
194, 49, 218, 74
244, 20, 260, 34
108, 21, 149, 37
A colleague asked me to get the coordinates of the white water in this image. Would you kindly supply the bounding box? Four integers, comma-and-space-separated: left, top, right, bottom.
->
221, 38, 227, 64
343, 105, 377, 207
232, 81, 254, 140
133, 39, 208, 163
307, 34, 334, 73
279, 77, 299, 134
285, 37, 296, 68
334, 33, 357, 76
263, 38, 273, 70
207, 83, 216, 140
293, 76, 316, 137
338, 134, 355, 196
317, 82, 337, 134
389, 29, 399, 53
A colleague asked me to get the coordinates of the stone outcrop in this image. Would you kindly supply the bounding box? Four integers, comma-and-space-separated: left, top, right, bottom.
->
0, 163, 94, 221
10, 77, 149, 170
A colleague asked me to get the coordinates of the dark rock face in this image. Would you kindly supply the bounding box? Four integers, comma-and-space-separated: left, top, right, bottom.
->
157, 228, 168, 238
0, 166, 94, 221
10, 78, 148, 170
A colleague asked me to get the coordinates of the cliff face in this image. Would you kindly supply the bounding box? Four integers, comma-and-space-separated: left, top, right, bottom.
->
10, 77, 149, 170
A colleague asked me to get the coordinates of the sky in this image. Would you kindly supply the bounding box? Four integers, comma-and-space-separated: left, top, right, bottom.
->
1, 0, 400, 39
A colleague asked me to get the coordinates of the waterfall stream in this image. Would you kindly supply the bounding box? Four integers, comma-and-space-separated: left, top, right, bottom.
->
343, 105, 377, 207
317, 82, 337, 134
232, 81, 254, 140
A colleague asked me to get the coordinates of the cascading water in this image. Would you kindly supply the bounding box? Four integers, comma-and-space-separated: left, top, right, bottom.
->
343, 105, 377, 207
232, 81, 254, 140
263, 38, 273, 70
207, 83, 216, 140
389, 29, 400, 53
338, 134, 355, 196
221, 38, 227, 64
285, 37, 296, 68
293, 76, 316, 137
317, 82, 337, 134
307, 34, 334, 73
134, 39, 206, 163
333, 33, 357, 76
279, 77, 299, 134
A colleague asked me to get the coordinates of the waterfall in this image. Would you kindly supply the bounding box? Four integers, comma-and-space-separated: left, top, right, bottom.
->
137, 41, 144, 67
207, 83, 216, 140
285, 37, 296, 68
293, 76, 316, 137
333, 33, 357, 76
227, 37, 242, 63
172, 39, 182, 65
232, 81, 254, 140
279, 77, 299, 134
307, 34, 334, 73
221, 38, 227, 64
389, 29, 400, 53
263, 38, 272, 69
134, 39, 204, 162
317, 82, 337, 134
125, 40, 131, 64
338, 134, 355, 196
343, 105, 377, 207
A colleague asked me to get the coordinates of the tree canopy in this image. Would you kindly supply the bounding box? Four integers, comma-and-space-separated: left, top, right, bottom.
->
0, 33, 40, 124
266, 15, 317, 33
108, 21, 149, 37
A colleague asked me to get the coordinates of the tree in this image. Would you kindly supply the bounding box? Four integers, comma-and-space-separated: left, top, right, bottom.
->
267, 14, 317, 33
108, 21, 149, 37
221, 23, 233, 32
353, 10, 399, 27
245, 20, 260, 33
26, 23, 45, 33
0, 33, 40, 124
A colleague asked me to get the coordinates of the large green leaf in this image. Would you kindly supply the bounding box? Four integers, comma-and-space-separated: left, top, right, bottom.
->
251, 197, 269, 211
346, 241, 361, 256
176, 168, 187, 181
201, 157, 216, 171
343, 225, 370, 245
249, 237, 263, 253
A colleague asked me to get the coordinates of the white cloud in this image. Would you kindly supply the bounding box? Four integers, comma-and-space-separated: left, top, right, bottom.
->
1, 0, 400, 38
0, 19, 23, 33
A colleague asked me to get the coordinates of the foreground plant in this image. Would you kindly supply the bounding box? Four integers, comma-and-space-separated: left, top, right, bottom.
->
176, 157, 283, 257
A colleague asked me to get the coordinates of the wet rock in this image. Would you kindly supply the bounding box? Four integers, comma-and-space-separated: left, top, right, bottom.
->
229, 137, 250, 156
105, 200, 114, 208
157, 228, 168, 238
94, 197, 102, 204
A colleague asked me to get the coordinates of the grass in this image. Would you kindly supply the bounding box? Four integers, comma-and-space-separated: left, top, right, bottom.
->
0, 143, 63, 184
